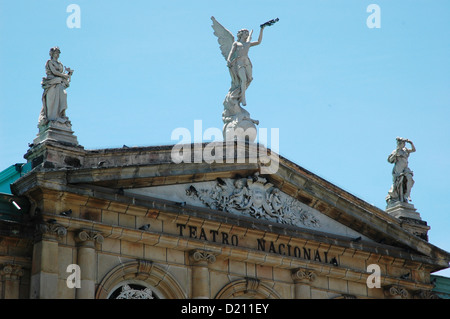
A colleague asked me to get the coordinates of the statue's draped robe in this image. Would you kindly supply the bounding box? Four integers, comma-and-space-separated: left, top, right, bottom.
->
386, 148, 414, 203
39, 60, 69, 125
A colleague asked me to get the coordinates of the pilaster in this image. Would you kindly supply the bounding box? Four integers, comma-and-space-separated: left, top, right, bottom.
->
75, 230, 103, 299
291, 268, 316, 299
30, 221, 67, 299
189, 250, 217, 299
0, 264, 24, 299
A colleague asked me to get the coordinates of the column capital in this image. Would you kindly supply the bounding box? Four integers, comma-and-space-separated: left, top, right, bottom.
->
384, 285, 409, 299
0, 263, 24, 279
414, 289, 440, 299
76, 230, 104, 246
189, 250, 217, 265
36, 221, 67, 241
292, 268, 317, 283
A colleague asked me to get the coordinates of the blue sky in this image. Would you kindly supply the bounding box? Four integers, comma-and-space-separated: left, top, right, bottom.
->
1, 1, 449, 277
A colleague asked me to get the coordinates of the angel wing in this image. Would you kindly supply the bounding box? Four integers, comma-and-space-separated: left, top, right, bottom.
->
211, 16, 235, 61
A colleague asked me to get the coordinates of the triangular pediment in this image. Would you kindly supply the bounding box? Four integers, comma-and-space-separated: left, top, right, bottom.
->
126, 173, 375, 243
15, 142, 448, 266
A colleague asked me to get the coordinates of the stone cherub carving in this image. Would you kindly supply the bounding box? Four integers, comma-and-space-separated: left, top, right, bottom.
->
386, 137, 416, 206
38, 46, 74, 127
211, 17, 278, 141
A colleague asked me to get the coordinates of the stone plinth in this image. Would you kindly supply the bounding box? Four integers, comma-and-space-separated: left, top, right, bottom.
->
386, 202, 430, 241
33, 121, 78, 146
24, 139, 85, 171
386, 202, 421, 220
24, 120, 84, 170
33, 121, 79, 147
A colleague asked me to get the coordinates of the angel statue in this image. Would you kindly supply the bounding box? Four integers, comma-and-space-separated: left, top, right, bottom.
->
211, 17, 278, 141
38, 46, 74, 127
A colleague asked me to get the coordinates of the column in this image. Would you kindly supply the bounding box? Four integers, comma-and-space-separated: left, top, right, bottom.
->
0, 264, 24, 299
189, 250, 216, 299
292, 268, 317, 299
75, 230, 103, 299
30, 222, 67, 299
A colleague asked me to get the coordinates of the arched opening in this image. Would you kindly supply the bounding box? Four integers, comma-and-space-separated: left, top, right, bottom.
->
215, 277, 281, 299
96, 260, 186, 299
108, 282, 160, 299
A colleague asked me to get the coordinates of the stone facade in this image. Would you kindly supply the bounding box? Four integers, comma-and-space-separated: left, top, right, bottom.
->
1, 140, 449, 299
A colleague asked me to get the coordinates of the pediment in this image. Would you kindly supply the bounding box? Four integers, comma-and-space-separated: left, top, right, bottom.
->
126, 172, 375, 243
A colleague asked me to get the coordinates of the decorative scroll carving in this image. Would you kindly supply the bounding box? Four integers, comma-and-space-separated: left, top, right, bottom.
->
0, 264, 24, 279
292, 268, 317, 282
37, 221, 67, 239
77, 230, 104, 244
415, 289, 440, 299
189, 250, 217, 264
115, 284, 154, 299
385, 285, 409, 298
186, 173, 320, 228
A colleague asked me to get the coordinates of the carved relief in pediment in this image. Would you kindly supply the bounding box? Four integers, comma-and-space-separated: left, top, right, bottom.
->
186, 173, 320, 229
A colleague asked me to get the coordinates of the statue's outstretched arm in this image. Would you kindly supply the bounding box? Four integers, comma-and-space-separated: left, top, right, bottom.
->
250, 26, 264, 47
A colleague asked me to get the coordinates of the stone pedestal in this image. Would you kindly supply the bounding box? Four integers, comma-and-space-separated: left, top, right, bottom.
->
386, 202, 430, 241
386, 202, 421, 220
24, 120, 85, 171
33, 121, 79, 147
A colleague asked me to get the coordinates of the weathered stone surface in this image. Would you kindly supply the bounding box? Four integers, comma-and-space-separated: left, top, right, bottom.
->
5, 141, 449, 299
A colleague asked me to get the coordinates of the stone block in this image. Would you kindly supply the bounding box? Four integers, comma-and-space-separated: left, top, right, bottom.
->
229, 259, 245, 276
30, 272, 58, 299
210, 271, 231, 298
58, 278, 76, 299
273, 267, 291, 283
272, 282, 292, 298
58, 246, 75, 276
121, 241, 143, 258
347, 281, 367, 297
310, 288, 330, 299
328, 277, 348, 293
144, 245, 166, 262
101, 238, 121, 254
166, 248, 185, 264
102, 210, 119, 225
118, 213, 136, 228
256, 264, 273, 280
